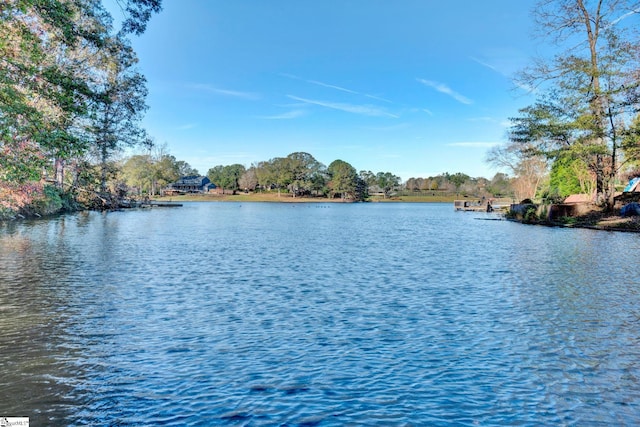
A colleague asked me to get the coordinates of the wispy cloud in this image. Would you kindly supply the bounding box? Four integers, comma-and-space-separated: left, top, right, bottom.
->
610, 8, 640, 25
417, 79, 473, 105
281, 73, 393, 103
469, 50, 528, 77
259, 110, 306, 120
470, 56, 504, 76
514, 81, 537, 95
470, 54, 537, 95
287, 95, 398, 118
447, 141, 500, 148
175, 123, 196, 130
422, 109, 434, 116
187, 83, 259, 100
307, 79, 359, 95
364, 93, 393, 104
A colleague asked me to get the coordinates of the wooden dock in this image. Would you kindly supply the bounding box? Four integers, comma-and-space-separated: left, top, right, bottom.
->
454, 200, 492, 212
148, 202, 183, 207
454, 199, 512, 212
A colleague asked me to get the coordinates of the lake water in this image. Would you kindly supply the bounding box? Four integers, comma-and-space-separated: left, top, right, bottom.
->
1, 202, 639, 426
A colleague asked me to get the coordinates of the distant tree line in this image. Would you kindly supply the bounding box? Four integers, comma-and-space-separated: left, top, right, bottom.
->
204, 152, 401, 201
114, 150, 517, 201
160, 152, 511, 201
403, 172, 514, 199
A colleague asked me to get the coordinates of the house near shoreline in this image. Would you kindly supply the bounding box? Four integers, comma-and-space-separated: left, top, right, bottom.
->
165, 176, 216, 195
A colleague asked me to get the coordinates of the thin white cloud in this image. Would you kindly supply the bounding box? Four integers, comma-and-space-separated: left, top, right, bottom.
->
364, 93, 393, 104
470, 56, 504, 76
610, 8, 640, 25
470, 54, 537, 94
281, 73, 393, 104
287, 95, 398, 118
469, 50, 529, 77
175, 123, 196, 130
259, 110, 306, 120
279, 72, 302, 81
514, 80, 537, 95
422, 109, 434, 116
307, 79, 359, 95
417, 79, 473, 105
447, 141, 500, 148
187, 83, 259, 100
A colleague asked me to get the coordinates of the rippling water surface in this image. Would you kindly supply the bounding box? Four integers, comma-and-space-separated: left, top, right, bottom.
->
1, 202, 639, 426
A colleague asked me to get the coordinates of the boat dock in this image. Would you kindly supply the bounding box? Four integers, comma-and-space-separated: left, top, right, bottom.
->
454, 200, 492, 212
454, 198, 512, 212
148, 202, 183, 207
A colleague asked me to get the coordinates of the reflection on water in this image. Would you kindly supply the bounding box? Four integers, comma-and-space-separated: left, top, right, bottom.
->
1, 203, 639, 425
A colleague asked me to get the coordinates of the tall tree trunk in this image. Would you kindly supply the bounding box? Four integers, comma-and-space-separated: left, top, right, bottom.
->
606, 107, 619, 208
595, 153, 605, 205
55, 157, 65, 189
578, 0, 609, 207
100, 143, 108, 194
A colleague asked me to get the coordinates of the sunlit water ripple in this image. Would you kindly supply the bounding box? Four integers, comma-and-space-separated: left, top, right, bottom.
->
1, 202, 639, 426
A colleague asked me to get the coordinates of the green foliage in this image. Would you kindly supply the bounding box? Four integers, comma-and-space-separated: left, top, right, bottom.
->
89, 35, 152, 192
486, 173, 513, 197
21, 184, 76, 217
176, 160, 199, 177
524, 206, 538, 222
375, 172, 401, 198
208, 164, 246, 194
152, 154, 181, 193
121, 154, 153, 193
359, 170, 376, 187
548, 154, 585, 198
0, 0, 162, 212
0, 207, 15, 221
119, 0, 163, 35
286, 152, 325, 196
328, 159, 358, 200
622, 115, 640, 165
559, 216, 578, 225
447, 172, 470, 190
32, 184, 64, 215
511, 0, 640, 208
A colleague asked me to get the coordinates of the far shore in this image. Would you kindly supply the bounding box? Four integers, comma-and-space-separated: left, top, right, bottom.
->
151, 192, 640, 233
152, 192, 461, 203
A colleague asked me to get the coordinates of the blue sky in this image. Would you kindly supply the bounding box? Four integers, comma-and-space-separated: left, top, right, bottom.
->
122, 0, 540, 180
